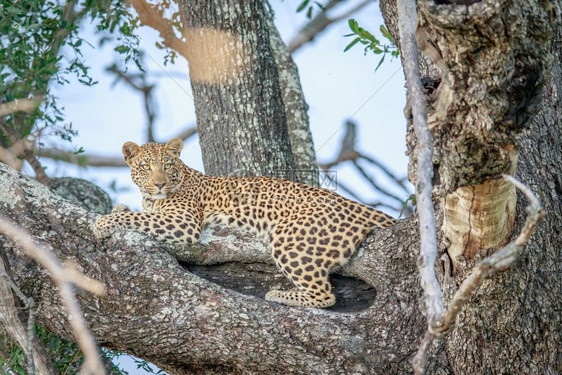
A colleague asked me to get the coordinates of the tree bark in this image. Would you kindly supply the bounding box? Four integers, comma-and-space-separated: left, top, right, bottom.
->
180, 0, 296, 179
380, 0, 561, 373
265, 14, 319, 186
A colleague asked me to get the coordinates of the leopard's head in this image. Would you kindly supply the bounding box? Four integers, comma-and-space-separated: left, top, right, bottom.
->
122, 138, 185, 199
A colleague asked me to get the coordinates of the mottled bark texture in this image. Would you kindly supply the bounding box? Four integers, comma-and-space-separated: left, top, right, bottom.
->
381, 0, 561, 373
265, 14, 319, 186
180, 0, 296, 179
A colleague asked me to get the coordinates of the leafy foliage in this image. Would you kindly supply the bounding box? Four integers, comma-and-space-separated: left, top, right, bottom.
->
344, 19, 399, 71
1, 326, 123, 374
0, 0, 140, 147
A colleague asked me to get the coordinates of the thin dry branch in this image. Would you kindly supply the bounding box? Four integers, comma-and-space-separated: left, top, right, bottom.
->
0, 217, 106, 375
106, 65, 157, 142
397, 0, 444, 331
288, 0, 372, 53
412, 175, 545, 374
37, 125, 197, 168
318, 121, 413, 213
0, 123, 49, 184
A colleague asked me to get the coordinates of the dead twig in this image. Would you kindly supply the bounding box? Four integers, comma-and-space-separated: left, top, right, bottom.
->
106, 65, 157, 143
412, 175, 545, 374
37, 124, 197, 168
0, 217, 107, 375
288, 0, 372, 53
0, 123, 49, 184
397, 0, 444, 344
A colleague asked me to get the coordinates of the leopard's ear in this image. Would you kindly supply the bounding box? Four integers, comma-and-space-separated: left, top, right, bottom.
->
165, 138, 183, 157
122, 141, 141, 163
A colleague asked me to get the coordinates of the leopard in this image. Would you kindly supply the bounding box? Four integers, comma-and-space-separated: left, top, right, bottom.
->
94, 138, 396, 308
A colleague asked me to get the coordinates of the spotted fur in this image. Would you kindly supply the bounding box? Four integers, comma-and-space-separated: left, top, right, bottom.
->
94, 138, 396, 308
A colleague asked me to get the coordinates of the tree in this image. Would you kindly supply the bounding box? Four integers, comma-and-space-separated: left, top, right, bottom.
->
1, 0, 560, 374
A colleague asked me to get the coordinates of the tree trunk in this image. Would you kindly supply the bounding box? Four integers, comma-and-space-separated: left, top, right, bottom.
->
180, 0, 296, 179
380, 0, 561, 373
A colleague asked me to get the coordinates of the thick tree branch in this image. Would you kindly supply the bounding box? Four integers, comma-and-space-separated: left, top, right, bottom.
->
0, 162, 425, 374
266, 14, 319, 185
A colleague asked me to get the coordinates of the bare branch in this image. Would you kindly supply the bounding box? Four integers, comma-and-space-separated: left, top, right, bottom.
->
351, 159, 406, 205
0, 124, 49, 184
397, 0, 444, 334
36, 126, 197, 167
37, 148, 128, 167
106, 65, 157, 143
359, 153, 411, 194
126, 0, 189, 59
0, 217, 106, 375
169, 124, 197, 143
288, 0, 372, 53
413, 176, 545, 374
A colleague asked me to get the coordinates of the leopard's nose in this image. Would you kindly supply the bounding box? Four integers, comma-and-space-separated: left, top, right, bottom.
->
154, 182, 165, 190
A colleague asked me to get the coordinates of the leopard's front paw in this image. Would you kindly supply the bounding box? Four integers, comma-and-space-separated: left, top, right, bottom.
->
111, 204, 130, 213
93, 216, 113, 239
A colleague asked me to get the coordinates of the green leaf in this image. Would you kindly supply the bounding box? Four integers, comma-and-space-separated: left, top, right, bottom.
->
358, 29, 378, 44
114, 45, 130, 54
348, 18, 359, 34
375, 54, 385, 71
296, 0, 310, 12
380, 24, 393, 41
344, 37, 361, 52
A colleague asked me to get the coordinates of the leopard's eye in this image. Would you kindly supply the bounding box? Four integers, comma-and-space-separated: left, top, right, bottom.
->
141, 164, 151, 171
164, 163, 173, 170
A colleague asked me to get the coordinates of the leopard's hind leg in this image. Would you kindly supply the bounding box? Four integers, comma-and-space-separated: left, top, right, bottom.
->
265, 231, 337, 308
